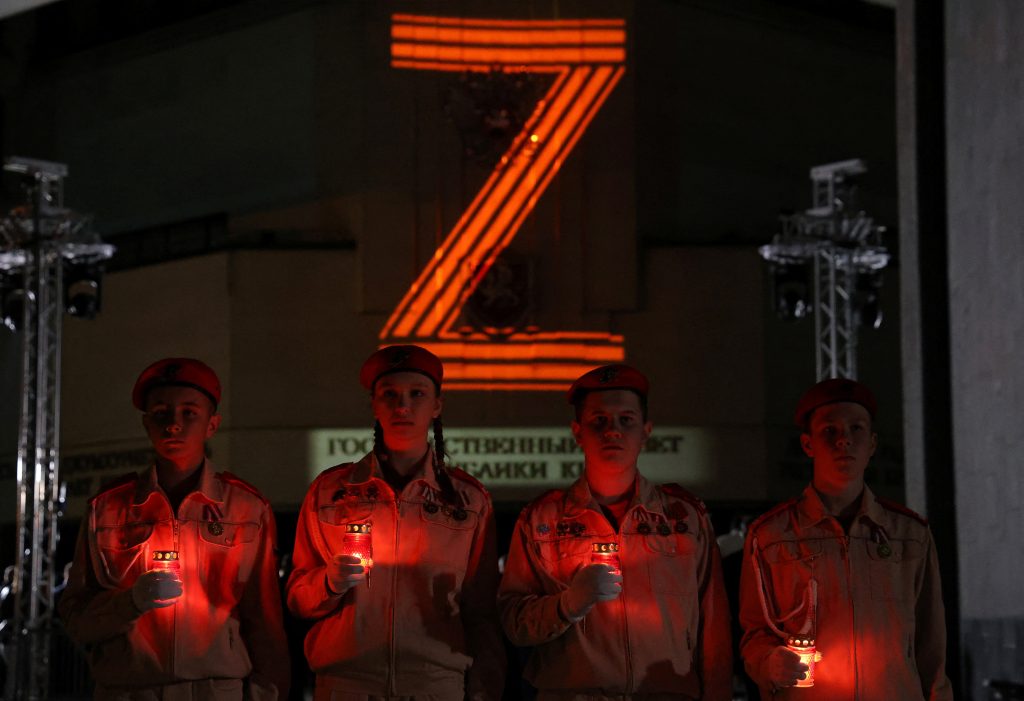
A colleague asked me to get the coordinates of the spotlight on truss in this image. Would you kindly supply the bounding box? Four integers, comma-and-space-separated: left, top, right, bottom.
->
759, 159, 890, 380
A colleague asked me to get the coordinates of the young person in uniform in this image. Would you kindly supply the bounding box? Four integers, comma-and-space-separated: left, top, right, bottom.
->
739, 378, 953, 700
498, 364, 732, 700
286, 345, 505, 700
60, 358, 290, 700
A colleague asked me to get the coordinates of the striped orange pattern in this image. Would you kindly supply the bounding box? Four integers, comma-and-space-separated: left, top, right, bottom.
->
382, 14, 628, 391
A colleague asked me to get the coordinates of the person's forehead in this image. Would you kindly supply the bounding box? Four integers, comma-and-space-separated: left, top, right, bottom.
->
144, 385, 212, 407
580, 388, 643, 413
375, 371, 435, 389
810, 401, 872, 424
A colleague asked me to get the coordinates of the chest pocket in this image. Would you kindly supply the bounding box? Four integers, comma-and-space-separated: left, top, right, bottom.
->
763, 540, 822, 564
762, 539, 823, 610
198, 521, 259, 548
865, 538, 924, 601
416, 501, 479, 569
636, 524, 699, 595
534, 535, 591, 584
318, 501, 375, 527
96, 522, 154, 584
316, 500, 376, 559
197, 519, 262, 600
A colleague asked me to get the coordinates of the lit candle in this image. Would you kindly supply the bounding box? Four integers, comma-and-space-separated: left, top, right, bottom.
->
591, 542, 621, 575
342, 523, 373, 572
786, 636, 817, 688
151, 550, 182, 598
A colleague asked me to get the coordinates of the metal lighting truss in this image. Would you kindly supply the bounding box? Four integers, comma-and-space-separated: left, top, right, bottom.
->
759, 159, 890, 380
0, 157, 113, 700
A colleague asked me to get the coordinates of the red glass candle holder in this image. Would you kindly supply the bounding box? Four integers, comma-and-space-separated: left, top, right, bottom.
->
342, 523, 373, 572
591, 542, 621, 575
787, 636, 817, 688
151, 550, 181, 584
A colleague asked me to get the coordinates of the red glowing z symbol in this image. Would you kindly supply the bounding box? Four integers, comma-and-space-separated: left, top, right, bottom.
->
384, 14, 628, 391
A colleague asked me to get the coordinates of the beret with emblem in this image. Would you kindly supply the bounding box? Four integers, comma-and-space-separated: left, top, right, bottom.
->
794, 377, 877, 429
567, 364, 650, 405
360, 345, 443, 391
132, 358, 222, 410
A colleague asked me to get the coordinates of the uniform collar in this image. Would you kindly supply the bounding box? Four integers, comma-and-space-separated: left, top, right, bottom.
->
858, 485, 889, 530
352, 448, 442, 492
795, 484, 831, 528
796, 483, 881, 530
564, 471, 666, 519
132, 459, 225, 506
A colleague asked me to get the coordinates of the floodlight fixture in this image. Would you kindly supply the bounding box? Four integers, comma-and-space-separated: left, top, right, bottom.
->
759, 160, 890, 380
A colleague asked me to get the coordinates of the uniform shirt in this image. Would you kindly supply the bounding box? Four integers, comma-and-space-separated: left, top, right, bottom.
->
739, 484, 953, 701
286, 451, 505, 701
59, 461, 289, 700
497, 474, 732, 701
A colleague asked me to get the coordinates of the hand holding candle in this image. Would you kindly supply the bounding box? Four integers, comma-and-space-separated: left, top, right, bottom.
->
786, 637, 818, 687
326, 523, 373, 595
131, 553, 184, 612
766, 644, 811, 688
560, 559, 623, 621
326, 554, 367, 595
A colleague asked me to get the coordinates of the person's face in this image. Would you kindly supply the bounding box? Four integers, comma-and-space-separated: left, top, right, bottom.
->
371, 372, 442, 451
572, 389, 652, 476
801, 401, 877, 492
141, 386, 220, 469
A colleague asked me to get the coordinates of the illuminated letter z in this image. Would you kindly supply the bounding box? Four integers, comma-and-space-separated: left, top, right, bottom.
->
385, 14, 627, 391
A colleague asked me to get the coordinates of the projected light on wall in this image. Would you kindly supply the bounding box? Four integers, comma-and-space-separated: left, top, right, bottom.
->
384, 14, 628, 391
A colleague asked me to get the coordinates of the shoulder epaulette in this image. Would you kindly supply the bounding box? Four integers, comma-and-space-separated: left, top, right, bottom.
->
875, 496, 928, 526
520, 488, 564, 518
534, 487, 564, 504
315, 462, 358, 481
219, 471, 271, 505
89, 472, 138, 503
660, 482, 708, 515
748, 497, 800, 535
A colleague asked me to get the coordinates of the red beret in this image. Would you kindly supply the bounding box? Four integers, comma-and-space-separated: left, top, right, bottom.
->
132, 358, 221, 410
567, 364, 650, 404
360, 345, 443, 391
794, 378, 877, 429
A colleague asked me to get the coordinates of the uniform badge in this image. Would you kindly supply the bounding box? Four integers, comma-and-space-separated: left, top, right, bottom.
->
207, 521, 224, 536
537, 524, 550, 535
877, 543, 892, 559
599, 366, 618, 384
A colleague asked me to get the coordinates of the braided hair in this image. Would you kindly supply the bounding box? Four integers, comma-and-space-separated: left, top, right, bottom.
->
431, 417, 460, 507
431, 417, 447, 468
